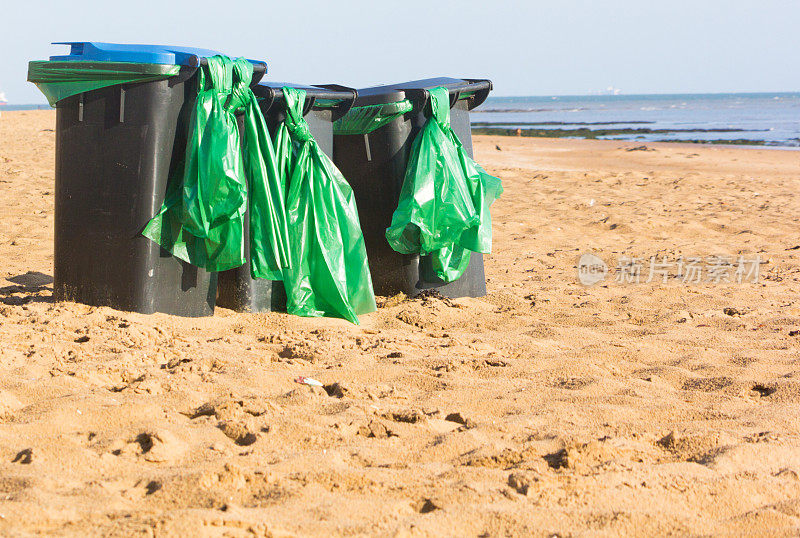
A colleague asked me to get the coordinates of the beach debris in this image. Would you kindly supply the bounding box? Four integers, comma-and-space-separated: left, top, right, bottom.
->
785, 245, 800, 251
324, 382, 348, 398
294, 376, 323, 387
495, 144, 502, 151
626, 145, 654, 152
74, 335, 90, 343
413, 498, 441, 513
789, 330, 799, 337
12, 448, 33, 464
132, 480, 162, 496
415, 288, 456, 307
744, 431, 780, 443
375, 292, 407, 308
751, 384, 776, 398
543, 448, 570, 469
723, 307, 745, 317
775, 468, 800, 480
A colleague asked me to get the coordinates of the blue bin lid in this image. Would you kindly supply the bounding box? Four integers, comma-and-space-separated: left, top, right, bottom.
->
50, 42, 224, 66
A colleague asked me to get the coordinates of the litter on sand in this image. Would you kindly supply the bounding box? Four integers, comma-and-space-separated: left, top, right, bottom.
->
294, 376, 324, 387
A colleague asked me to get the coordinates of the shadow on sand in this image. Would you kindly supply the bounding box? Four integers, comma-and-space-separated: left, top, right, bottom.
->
1, 271, 54, 305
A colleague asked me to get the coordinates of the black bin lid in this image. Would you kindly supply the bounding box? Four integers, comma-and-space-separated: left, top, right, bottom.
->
352, 86, 408, 107
254, 82, 357, 119
355, 77, 492, 110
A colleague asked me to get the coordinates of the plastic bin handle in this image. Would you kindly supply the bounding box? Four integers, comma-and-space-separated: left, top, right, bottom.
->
460, 78, 493, 109
260, 84, 358, 118
313, 84, 358, 121
403, 78, 493, 112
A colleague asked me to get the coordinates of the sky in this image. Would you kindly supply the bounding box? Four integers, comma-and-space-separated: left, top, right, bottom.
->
3, 0, 800, 103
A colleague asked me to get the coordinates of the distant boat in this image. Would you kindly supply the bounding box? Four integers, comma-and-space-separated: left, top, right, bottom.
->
589, 86, 623, 96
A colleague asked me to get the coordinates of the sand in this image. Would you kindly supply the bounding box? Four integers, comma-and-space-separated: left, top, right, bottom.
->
1, 109, 799, 536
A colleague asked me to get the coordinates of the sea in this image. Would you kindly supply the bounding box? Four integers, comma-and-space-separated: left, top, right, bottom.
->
472, 92, 800, 148
1, 104, 51, 111
3, 92, 799, 148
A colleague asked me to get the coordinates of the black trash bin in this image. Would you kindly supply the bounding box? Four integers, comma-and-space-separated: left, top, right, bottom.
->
331, 77, 492, 298
215, 82, 356, 313
30, 42, 265, 316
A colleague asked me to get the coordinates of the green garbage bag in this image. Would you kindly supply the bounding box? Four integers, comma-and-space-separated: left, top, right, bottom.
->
143, 56, 290, 277
230, 62, 291, 281
332, 99, 413, 135
386, 86, 503, 282
276, 87, 376, 324
27, 61, 180, 107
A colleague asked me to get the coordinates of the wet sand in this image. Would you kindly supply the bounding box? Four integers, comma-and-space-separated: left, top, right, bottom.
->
1, 110, 800, 536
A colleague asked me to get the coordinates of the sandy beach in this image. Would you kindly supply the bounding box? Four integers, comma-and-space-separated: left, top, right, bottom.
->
1, 109, 799, 536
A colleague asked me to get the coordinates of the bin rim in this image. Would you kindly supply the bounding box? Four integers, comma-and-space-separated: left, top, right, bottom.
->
356, 77, 492, 111
254, 82, 357, 121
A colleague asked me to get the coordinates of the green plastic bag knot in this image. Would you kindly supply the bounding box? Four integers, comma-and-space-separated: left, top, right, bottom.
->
283, 89, 312, 141
429, 88, 451, 128
287, 120, 312, 142
227, 60, 254, 114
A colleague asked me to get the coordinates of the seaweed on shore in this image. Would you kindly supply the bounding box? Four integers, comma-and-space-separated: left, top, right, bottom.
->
653, 138, 769, 146
470, 126, 755, 139
468, 125, 787, 146
471, 120, 654, 127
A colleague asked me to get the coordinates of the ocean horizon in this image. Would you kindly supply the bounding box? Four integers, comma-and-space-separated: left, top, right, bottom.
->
4, 91, 799, 147
1, 104, 52, 111
473, 91, 800, 148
